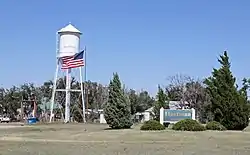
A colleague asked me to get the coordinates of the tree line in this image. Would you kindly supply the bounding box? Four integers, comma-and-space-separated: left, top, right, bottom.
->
0, 76, 155, 122
1, 51, 250, 130
0, 73, 210, 123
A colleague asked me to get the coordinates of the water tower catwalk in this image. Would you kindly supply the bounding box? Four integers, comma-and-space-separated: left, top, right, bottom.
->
50, 24, 86, 123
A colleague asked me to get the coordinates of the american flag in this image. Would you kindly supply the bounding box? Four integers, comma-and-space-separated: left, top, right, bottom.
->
61, 50, 84, 69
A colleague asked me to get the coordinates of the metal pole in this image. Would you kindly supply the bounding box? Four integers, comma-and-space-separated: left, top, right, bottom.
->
84, 46, 88, 118
50, 33, 59, 123
84, 46, 87, 85
21, 96, 23, 121
68, 68, 71, 122
50, 60, 59, 122
86, 86, 88, 115
79, 67, 86, 123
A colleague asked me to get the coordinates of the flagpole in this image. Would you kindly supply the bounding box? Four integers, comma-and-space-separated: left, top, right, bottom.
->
84, 46, 87, 82
84, 46, 87, 83
84, 46, 88, 118
79, 66, 86, 123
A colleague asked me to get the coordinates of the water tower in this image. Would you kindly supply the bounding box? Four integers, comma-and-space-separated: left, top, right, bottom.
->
49, 24, 86, 123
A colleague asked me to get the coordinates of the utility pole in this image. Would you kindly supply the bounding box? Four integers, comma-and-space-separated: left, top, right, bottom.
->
86, 89, 88, 111
21, 96, 24, 121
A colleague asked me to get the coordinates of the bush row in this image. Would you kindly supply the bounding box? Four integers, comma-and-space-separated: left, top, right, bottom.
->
140, 120, 165, 130
140, 119, 227, 131
172, 119, 205, 131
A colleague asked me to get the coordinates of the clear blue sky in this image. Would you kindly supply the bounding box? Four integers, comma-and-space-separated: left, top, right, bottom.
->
1, 1, 250, 96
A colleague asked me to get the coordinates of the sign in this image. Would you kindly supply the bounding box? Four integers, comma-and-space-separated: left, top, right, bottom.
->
164, 109, 192, 122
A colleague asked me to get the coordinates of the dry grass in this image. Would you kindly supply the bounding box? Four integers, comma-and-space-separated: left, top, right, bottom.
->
0, 123, 250, 155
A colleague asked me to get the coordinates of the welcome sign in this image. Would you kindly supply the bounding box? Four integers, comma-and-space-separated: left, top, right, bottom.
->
161, 109, 194, 124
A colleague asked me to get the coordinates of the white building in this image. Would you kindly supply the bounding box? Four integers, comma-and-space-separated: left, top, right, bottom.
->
134, 107, 153, 123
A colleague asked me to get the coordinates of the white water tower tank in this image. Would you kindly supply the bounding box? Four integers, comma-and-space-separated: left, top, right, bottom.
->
57, 24, 82, 58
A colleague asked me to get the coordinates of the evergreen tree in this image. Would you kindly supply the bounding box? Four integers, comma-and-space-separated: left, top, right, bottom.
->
153, 85, 169, 121
104, 73, 133, 129
204, 51, 249, 130
128, 89, 138, 115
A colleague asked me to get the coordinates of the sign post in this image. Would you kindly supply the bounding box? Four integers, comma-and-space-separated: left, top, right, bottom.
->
160, 107, 164, 125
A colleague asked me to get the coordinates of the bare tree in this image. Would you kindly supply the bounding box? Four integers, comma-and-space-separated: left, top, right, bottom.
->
95, 84, 108, 109
165, 74, 211, 122
165, 74, 194, 107
184, 80, 212, 122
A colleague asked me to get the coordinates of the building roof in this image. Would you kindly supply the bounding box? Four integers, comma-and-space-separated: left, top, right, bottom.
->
145, 107, 154, 112
140, 101, 189, 112
169, 101, 189, 109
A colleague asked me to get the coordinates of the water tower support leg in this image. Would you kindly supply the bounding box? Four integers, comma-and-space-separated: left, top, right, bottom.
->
65, 69, 71, 123
50, 61, 59, 123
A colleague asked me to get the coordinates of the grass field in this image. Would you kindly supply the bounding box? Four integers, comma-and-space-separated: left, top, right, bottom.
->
0, 123, 250, 155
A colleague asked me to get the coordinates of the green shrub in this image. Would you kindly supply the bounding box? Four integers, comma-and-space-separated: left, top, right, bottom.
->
140, 120, 165, 130
172, 119, 205, 131
206, 121, 226, 131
